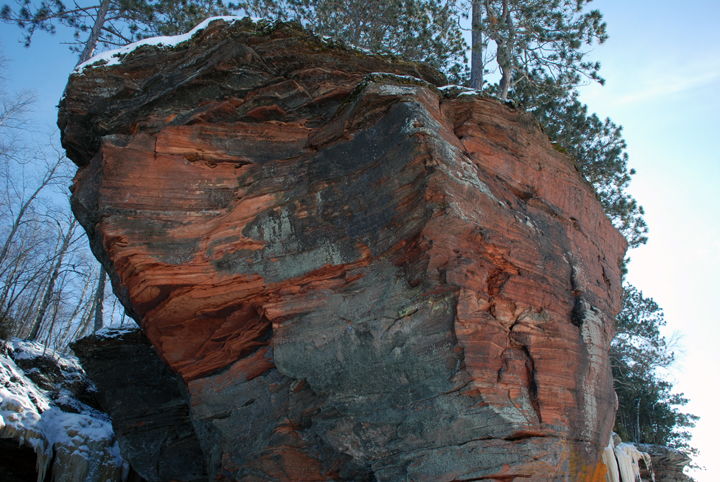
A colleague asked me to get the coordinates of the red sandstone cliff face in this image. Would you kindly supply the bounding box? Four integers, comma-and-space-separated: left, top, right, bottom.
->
60, 18, 627, 482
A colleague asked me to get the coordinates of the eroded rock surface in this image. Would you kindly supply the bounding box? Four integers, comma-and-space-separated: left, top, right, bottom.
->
61, 18, 627, 481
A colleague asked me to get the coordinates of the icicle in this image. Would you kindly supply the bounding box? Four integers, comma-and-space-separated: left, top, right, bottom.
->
628, 444, 643, 479
35, 441, 52, 482
603, 435, 621, 482
615, 443, 636, 482
613, 441, 656, 482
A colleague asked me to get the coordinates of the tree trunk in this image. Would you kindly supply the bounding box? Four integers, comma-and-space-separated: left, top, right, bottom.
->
93, 267, 106, 332
11, 272, 45, 336
27, 220, 77, 341
0, 159, 62, 269
69, 298, 95, 343
42, 300, 61, 347
496, 0, 514, 100
498, 65, 512, 100
77, 0, 112, 65
470, 1, 483, 90
636, 398, 641, 442
56, 270, 93, 350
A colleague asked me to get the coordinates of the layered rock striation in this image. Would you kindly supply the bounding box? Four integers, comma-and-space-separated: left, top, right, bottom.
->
637, 444, 694, 482
71, 327, 207, 482
61, 18, 628, 481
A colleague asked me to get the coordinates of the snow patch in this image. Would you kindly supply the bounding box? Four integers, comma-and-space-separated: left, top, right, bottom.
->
11, 337, 82, 370
368, 72, 426, 84
75, 16, 248, 72
1, 340, 124, 481
376, 84, 420, 97
94, 324, 140, 339
73, 16, 426, 79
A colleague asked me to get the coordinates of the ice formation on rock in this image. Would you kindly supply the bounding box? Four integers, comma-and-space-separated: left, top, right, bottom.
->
602, 433, 656, 482
0, 338, 124, 482
603, 435, 622, 482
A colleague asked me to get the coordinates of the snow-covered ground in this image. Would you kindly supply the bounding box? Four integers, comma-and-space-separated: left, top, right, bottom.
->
0, 338, 125, 482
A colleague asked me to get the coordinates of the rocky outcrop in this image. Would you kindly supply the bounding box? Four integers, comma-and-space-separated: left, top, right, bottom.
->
0, 338, 124, 482
601, 433, 695, 482
637, 444, 694, 482
60, 18, 628, 481
603, 433, 655, 482
71, 327, 206, 482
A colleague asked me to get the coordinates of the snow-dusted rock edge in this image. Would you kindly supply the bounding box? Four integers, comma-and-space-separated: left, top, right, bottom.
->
75, 16, 261, 71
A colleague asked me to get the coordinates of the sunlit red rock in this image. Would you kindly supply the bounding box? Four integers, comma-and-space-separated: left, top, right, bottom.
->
60, 18, 627, 482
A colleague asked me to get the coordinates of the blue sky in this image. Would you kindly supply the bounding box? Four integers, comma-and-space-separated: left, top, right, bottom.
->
577, 1, 720, 479
1, 1, 718, 479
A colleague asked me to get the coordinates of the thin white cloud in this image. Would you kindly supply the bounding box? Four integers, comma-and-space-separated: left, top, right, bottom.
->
614, 68, 720, 105
581, 52, 720, 109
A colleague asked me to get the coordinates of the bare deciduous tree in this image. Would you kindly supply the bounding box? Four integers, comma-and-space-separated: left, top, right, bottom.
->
0, 55, 111, 349
27, 217, 78, 340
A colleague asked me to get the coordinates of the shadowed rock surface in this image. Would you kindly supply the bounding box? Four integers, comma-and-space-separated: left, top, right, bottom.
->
0, 435, 41, 482
60, 18, 628, 481
70, 328, 206, 482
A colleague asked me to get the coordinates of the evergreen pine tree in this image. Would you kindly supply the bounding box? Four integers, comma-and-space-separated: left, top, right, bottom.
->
235, 0, 470, 83
469, 0, 607, 100
1, 0, 231, 62
611, 285, 699, 453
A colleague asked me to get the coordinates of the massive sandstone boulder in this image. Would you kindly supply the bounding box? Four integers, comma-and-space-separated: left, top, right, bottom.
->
60, 18, 628, 482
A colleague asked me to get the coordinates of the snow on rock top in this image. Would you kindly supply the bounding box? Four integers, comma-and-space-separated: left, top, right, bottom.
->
10, 337, 83, 373
73, 16, 425, 75
94, 324, 140, 340
75, 15, 248, 72
1, 352, 48, 430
